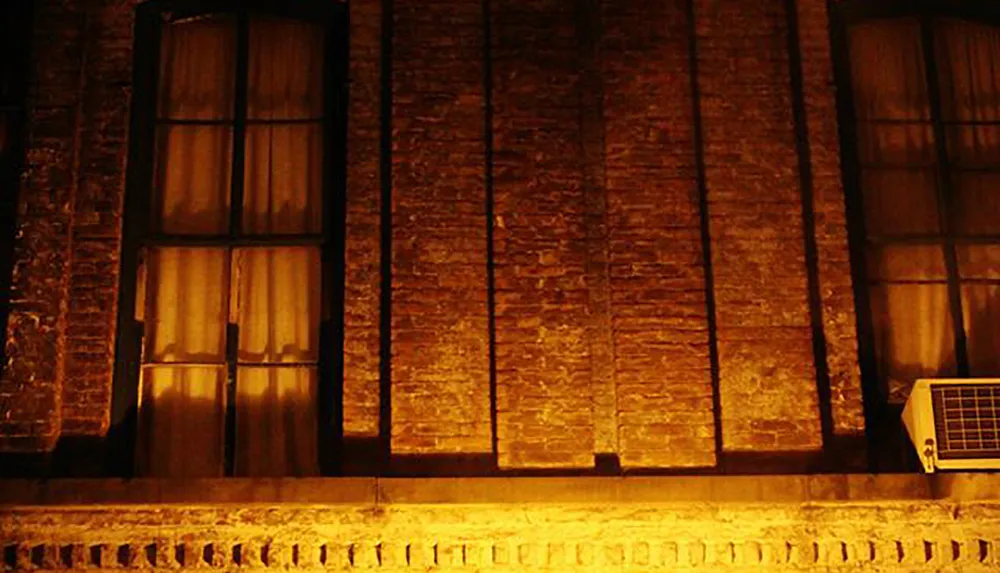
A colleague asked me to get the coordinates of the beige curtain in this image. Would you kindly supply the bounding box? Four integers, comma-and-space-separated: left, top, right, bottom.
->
851, 18, 1000, 401
850, 20, 954, 402
937, 20, 1000, 378
137, 15, 324, 477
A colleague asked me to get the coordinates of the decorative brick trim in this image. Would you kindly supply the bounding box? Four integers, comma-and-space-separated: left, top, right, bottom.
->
4, 487, 1000, 571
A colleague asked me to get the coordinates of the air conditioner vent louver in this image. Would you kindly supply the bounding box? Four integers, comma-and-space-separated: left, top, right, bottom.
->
902, 379, 1000, 473
931, 383, 1000, 460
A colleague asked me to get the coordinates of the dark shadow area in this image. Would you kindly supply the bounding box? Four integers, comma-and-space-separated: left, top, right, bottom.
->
784, 0, 837, 460
718, 451, 826, 474
339, 436, 380, 475
0, 1, 34, 371
593, 453, 621, 475
0, 436, 108, 478
386, 454, 496, 477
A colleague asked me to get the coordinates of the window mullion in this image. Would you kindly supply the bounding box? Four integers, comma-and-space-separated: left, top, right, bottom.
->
920, 13, 971, 377
223, 11, 251, 477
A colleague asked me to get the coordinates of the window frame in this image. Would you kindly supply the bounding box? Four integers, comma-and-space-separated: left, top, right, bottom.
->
832, 0, 1000, 467
110, 0, 348, 477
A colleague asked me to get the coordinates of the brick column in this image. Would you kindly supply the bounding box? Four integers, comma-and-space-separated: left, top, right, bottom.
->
603, 0, 716, 468
794, 0, 865, 441
492, 0, 594, 469
60, 0, 137, 438
391, 1, 492, 455
694, 0, 822, 452
342, 0, 383, 442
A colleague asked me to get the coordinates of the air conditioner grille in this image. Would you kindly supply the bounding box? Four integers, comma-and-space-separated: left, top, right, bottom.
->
931, 383, 1000, 460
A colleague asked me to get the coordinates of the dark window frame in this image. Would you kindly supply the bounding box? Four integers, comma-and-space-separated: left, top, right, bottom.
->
831, 0, 1000, 469
110, 0, 348, 477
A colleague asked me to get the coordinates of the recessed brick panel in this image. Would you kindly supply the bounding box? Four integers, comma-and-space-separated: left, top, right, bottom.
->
694, 0, 822, 452
390, 1, 492, 454
794, 0, 865, 438
602, 0, 715, 468
492, 0, 594, 469
342, 0, 383, 439
60, 0, 136, 437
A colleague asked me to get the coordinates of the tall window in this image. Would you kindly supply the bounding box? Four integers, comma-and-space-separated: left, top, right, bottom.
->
116, 2, 345, 477
838, 4, 1000, 408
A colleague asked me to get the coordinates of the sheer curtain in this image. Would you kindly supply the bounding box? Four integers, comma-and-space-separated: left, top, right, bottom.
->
936, 20, 1000, 378
850, 18, 1000, 402
849, 20, 955, 403
137, 15, 324, 477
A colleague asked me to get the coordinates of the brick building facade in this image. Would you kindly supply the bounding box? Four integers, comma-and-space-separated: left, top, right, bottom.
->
2, 0, 1000, 571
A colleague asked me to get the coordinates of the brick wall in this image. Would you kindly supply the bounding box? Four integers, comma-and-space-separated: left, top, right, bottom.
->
694, 0, 823, 452
492, 0, 594, 469
62, 0, 134, 438
341, 0, 383, 441
602, 0, 715, 468
0, 0, 864, 471
794, 0, 865, 440
390, 0, 492, 455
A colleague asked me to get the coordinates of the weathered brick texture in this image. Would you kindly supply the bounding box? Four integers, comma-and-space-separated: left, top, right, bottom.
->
694, 0, 822, 451
62, 0, 136, 437
0, 0, 868, 469
390, 1, 492, 454
577, 0, 616, 459
492, 0, 594, 468
341, 0, 383, 439
794, 0, 865, 439
602, 0, 715, 468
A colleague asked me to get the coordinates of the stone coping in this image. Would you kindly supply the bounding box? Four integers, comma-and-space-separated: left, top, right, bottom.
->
0, 473, 999, 507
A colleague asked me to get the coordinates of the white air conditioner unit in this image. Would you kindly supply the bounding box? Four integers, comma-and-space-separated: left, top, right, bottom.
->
902, 378, 1000, 473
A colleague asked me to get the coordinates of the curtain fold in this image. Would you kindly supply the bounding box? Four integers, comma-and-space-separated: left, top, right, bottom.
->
138, 15, 325, 477
850, 18, 1000, 402
850, 20, 954, 403
938, 20, 1000, 378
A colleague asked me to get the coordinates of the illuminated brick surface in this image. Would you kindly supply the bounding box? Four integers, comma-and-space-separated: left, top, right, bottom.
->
0, 0, 865, 469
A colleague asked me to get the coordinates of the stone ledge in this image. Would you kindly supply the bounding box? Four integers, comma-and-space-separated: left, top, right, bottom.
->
1, 473, 999, 507
3, 497, 1000, 571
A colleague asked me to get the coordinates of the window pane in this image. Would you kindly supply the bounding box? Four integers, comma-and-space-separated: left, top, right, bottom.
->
857, 123, 935, 167
947, 125, 1000, 170
861, 168, 940, 235
145, 247, 229, 362
235, 366, 318, 476
957, 245, 1000, 280
866, 244, 948, 282
962, 284, 1000, 377
136, 365, 226, 477
243, 124, 323, 234
154, 125, 233, 234
951, 172, 1000, 235
869, 283, 957, 403
235, 247, 321, 363
158, 15, 236, 120
935, 19, 1000, 123
247, 18, 325, 120
849, 19, 929, 121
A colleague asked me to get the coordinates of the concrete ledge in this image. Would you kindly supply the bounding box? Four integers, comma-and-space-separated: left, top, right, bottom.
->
1, 473, 999, 507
